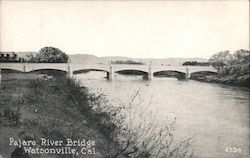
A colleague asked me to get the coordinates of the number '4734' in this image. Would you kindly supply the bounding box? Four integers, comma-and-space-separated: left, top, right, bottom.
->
225, 147, 241, 153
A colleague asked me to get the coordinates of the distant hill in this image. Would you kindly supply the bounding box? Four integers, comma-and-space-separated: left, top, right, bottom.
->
69, 54, 100, 64
69, 54, 208, 66
0, 51, 208, 66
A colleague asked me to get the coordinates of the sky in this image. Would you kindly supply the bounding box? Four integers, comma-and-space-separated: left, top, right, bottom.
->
0, 0, 249, 59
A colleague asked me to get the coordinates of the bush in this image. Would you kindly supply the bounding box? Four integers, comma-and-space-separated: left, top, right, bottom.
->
0, 86, 24, 126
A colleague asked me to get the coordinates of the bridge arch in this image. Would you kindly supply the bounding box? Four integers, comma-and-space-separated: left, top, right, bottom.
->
73, 68, 109, 74
28, 67, 67, 73
73, 68, 111, 80
27, 69, 68, 76
190, 70, 218, 75
115, 69, 149, 80
190, 71, 218, 79
27, 68, 67, 73
113, 64, 148, 72
153, 70, 187, 79
0, 68, 24, 73
115, 69, 148, 74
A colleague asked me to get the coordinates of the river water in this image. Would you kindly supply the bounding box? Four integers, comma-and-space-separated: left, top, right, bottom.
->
75, 72, 249, 158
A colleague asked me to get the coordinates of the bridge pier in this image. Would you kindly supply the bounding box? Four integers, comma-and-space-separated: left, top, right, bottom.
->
148, 66, 153, 80
107, 65, 113, 80
23, 63, 26, 72
185, 66, 190, 79
0, 69, 1, 84
68, 71, 74, 77
67, 64, 74, 77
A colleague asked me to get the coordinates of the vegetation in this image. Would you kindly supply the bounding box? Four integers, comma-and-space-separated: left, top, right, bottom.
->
182, 61, 210, 66
111, 60, 144, 65
0, 47, 69, 63
209, 49, 249, 76
0, 52, 25, 63
192, 49, 250, 87
27, 47, 69, 63
0, 75, 194, 158
208, 50, 232, 68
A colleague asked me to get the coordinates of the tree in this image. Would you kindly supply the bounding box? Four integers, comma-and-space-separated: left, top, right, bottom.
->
232, 49, 250, 63
26, 54, 36, 63
0, 53, 4, 62
27, 47, 69, 63
209, 49, 250, 82
228, 49, 250, 77
5, 53, 10, 62
11, 52, 18, 62
208, 50, 233, 70
0, 52, 23, 63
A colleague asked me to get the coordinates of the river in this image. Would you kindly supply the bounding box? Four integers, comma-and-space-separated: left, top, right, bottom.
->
75, 72, 249, 158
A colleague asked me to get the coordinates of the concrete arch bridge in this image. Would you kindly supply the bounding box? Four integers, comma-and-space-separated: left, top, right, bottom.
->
0, 63, 217, 80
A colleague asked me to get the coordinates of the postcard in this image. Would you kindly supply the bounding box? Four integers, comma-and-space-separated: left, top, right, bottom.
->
0, 1, 249, 158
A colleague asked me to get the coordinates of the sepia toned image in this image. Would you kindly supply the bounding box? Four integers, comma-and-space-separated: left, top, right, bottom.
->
0, 0, 249, 158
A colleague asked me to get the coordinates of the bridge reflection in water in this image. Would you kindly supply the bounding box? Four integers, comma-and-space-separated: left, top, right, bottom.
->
0, 63, 217, 80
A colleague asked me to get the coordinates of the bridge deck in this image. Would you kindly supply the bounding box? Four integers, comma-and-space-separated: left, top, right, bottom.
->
0, 63, 217, 80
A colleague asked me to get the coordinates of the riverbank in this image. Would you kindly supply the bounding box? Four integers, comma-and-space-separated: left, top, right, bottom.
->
0, 74, 195, 158
190, 74, 250, 87
0, 76, 121, 158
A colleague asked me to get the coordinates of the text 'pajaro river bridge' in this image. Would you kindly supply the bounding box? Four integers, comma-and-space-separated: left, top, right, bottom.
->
0, 63, 217, 80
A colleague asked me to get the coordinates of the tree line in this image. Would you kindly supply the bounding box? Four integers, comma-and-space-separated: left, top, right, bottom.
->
182, 61, 211, 66
0, 52, 25, 63
111, 60, 144, 65
0, 47, 69, 63
208, 49, 249, 78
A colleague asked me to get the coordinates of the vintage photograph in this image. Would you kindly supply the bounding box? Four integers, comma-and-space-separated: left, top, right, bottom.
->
0, 0, 249, 158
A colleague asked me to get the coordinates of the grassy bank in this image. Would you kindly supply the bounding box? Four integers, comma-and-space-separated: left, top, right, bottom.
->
0, 76, 118, 158
0, 74, 194, 158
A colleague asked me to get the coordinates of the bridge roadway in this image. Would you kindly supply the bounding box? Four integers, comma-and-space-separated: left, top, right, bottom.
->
0, 63, 217, 80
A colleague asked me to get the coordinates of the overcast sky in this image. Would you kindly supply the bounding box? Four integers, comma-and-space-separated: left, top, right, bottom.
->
0, 0, 249, 58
